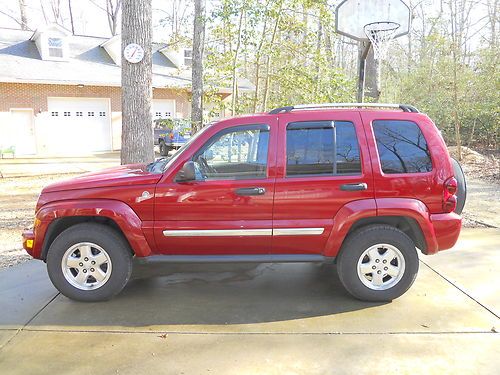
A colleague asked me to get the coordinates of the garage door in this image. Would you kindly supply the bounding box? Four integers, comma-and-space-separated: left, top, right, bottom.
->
44, 97, 111, 155
153, 99, 175, 120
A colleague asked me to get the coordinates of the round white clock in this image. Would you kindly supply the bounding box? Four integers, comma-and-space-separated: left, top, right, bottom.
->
123, 43, 145, 64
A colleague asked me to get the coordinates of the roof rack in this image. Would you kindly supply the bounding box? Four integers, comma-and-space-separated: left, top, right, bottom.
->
268, 103, 420, 114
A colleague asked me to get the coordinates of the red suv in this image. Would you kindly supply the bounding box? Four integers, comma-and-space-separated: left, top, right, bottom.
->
22, 103, 465, 302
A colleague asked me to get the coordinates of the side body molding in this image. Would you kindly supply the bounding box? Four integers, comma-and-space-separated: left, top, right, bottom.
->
34, 199, 152, 259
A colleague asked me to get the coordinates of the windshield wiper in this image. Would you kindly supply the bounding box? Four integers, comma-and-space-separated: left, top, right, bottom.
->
147, 157, 170, 173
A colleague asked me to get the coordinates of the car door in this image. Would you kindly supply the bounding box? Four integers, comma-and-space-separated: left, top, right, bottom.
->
272, 110, 374, 255
153, 116, 278, 255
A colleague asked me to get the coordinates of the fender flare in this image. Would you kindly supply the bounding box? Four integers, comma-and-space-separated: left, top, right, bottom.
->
323, 198, 438, 257
324, 199, 377, 257
34, 199, 152, 259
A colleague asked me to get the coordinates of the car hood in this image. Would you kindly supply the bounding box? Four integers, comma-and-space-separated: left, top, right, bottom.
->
42, 164, 162, 193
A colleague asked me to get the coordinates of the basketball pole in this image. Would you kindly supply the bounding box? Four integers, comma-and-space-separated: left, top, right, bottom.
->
357, 41, 371, 103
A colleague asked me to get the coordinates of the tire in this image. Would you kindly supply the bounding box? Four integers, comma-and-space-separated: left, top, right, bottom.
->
159, 140, 169, 156
337, 225, 419, 302
46, 223, 133, 302
451, 158, 467, 215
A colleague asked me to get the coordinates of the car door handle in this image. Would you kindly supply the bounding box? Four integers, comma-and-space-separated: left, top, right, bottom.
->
235, 187, 266, 196
340, 183, 368, 191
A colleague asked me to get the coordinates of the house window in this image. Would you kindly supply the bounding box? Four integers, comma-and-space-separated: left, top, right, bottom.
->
48, 37, 64, 58
165, 112, 172, 117
76, 111, 83, 117
155, 112, 162, 117
99, 111, 106, 117
63, 111, 71, 116
184, 49, 192, 67
88, 111, 94, 117
51, 111, 59, 116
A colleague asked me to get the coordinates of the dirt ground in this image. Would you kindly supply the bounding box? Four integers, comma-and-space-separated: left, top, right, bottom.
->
0, 152, 498, 269
0, 174, 80, 269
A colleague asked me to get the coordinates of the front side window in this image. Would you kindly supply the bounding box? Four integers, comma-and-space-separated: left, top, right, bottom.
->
286, 121, 361, 176
193, 125, 269, 180
373, 120, 432, 174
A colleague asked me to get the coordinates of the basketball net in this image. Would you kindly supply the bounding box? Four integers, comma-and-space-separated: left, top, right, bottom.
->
364, 22, 400, 60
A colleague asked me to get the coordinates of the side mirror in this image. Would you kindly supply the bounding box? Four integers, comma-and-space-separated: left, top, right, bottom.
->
175, 161, 196, 182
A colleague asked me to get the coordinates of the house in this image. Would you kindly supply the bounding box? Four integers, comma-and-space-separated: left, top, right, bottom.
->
0, 24, 253, 156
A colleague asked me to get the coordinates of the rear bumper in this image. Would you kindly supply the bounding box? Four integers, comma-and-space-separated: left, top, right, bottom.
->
427, 212, 462, 254
22, 228, 35, 257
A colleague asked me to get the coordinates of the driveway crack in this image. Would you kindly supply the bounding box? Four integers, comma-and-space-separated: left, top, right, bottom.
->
419, 259, 499, 320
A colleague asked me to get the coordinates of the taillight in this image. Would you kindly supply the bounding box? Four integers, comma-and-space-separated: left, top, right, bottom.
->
443, 177, 458, 212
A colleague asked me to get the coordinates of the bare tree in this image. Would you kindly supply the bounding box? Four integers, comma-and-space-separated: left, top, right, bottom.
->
89, 0, 122, 35
230, 7, 244, 115
68, 0, 75, 34
121, 0, 154, 164
0, 5, 31, 30
191, 0, 205, 131
18, 0, 29, 30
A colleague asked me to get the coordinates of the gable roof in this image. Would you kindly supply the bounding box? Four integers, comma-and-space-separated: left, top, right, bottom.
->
0, 28, 191, 89
30, 23, 72, 41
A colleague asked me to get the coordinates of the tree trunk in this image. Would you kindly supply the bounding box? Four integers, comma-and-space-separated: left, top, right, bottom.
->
18, 0, 28, 30
121, 0, 154, 165
68, 0, 75, 34
262, 1, 283, 112
231, 8, 245, 116
191, 0, 205, 132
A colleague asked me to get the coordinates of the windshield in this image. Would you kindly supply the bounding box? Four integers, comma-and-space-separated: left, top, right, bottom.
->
161, 124, 212, 172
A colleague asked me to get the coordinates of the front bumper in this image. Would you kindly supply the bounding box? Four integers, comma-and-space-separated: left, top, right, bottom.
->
22, 228, 35, 257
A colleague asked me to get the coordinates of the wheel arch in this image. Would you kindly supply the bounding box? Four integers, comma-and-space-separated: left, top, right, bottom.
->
34, 199, 153, 260
324, 198, 436, 258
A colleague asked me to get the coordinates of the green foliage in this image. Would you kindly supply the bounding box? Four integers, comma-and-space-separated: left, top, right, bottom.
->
382, 34, 499, 150
204, 0, 354, 115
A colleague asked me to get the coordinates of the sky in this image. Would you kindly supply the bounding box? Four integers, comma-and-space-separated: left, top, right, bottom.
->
0, 0, 493, 48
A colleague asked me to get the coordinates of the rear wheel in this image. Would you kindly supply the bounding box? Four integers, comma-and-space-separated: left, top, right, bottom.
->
337, 225, 419, 302
46, 223, 132, 302
451, 157, 467, 214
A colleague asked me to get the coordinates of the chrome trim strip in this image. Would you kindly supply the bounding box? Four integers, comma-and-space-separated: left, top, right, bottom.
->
273, 228, 325, 236
162, 228, 325, 237
163, 229, 272, 237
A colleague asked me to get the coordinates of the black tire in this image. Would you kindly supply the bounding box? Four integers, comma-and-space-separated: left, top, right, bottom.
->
46, 223, 133, 302
337, 225, 419, 302
159, 140, 170, 156
451, 158, 466, 215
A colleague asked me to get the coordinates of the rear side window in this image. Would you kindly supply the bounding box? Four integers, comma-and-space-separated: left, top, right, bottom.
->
286, 121, 361, 176
373, 120, 432, 174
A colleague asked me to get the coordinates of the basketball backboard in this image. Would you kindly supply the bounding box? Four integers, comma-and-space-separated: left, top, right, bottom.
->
335, 0, 411, 41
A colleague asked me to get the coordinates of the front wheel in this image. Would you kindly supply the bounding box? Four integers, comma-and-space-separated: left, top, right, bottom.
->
337, 225, 419, 302
46, 223, 132, 302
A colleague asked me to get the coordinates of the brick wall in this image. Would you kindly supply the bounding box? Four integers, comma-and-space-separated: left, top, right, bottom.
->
0, 82, 191, 117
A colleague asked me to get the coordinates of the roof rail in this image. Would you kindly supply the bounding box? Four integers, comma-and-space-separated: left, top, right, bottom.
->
268, 103, 420, 114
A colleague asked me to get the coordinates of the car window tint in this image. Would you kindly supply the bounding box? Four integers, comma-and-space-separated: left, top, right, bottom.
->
286, 121, 361, 176
193, 125, 269, 180
373, 120, 432, 174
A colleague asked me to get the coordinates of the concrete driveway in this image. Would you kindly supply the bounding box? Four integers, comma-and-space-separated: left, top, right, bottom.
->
0, 228, 499, 374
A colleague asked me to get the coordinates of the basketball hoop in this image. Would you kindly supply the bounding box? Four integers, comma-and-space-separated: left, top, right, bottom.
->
364, 21, 401, 60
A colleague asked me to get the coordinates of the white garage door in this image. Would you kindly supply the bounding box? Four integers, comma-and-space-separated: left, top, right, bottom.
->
152, 99, 176, 120
44, 97, 111, 155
